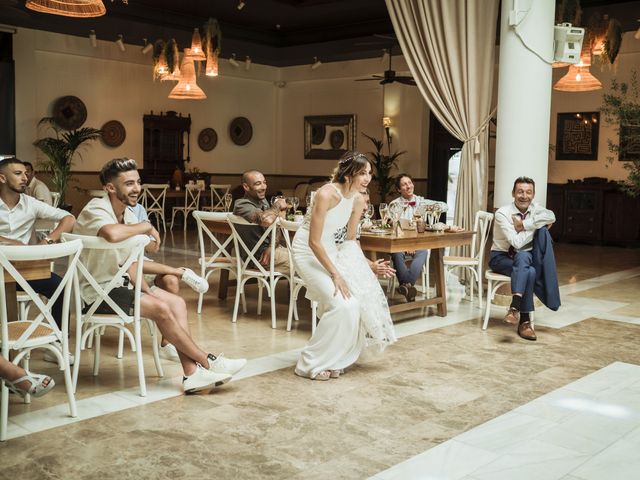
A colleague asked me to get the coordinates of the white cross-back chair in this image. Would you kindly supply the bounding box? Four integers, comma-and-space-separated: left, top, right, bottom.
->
62, 233, 163, 397
142, 184, 168, 232
203, 184, 232, 212
0, 240, 82, 441
193, 211, 244, 314
51, 192, 60, 208
280, 219, 317, 334
170, 185, 201, 231
227, 215, 289, 328
443, 211, 494, 309
482, 271, 535, 330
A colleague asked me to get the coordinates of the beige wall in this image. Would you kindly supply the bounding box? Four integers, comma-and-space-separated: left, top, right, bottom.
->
13, 27, 429, 182
548, 31, 640, 184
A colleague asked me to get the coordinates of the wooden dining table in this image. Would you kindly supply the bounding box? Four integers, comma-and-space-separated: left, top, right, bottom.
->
201, 218, 474, 317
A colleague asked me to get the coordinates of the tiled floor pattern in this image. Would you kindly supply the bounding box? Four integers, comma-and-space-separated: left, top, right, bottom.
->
1, 234, 639, 479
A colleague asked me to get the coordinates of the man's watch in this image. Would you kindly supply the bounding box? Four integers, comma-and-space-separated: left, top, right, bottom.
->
44, 237, 55, 245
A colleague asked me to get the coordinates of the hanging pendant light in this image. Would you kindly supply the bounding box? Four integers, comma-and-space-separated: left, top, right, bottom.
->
25, 0, 106, 17
188, 28, 207, 61
553, 56, 602, 92
205, 48, 219, 77
169, 48, 206, 100
154, 49, 169, 80
161, 39, 181, 82
162, 57, 181, 82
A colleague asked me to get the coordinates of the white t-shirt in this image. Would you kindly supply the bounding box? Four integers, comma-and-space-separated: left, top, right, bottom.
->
73, 196, 139, 304
491, 202, 556, 252
0, 194, 71, 244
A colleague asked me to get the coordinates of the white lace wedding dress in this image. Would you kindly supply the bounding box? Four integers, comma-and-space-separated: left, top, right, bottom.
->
292, 184, 396, 379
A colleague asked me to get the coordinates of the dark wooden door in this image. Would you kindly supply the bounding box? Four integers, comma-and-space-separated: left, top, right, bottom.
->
427, 112, 462, 202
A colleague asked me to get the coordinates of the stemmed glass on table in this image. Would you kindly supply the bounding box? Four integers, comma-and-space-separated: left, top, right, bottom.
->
378, 203, 388, 225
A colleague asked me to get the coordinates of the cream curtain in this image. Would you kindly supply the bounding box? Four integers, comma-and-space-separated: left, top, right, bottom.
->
385, 0, 498, 236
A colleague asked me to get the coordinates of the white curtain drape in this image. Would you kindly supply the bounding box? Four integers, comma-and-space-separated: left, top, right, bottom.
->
385, 0, 499, 236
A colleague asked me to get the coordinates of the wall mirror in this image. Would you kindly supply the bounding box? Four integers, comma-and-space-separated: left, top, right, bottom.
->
304, 114, 356, 159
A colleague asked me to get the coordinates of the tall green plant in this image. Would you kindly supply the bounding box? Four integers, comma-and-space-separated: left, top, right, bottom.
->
601, 71, 640, 197
362, 132, 406, 202
33, 118, 102, 205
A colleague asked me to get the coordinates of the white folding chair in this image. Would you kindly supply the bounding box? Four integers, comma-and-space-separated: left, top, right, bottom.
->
193, 211, 244, 314
203, 184, 231, 212
0, 240, 82, 441
142, 184, 168, 232
62, 233, 163, 397
280, 219, 317, 334
227, 215, 289, 328
443, 211, 494, 308
51, 192, 60, 208
170, 185, 201, 231
483, 270, 535, 330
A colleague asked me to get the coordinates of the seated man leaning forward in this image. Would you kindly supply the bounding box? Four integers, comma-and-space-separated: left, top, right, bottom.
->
128, 197, 209, 363
73, 158, 246, 394
389, 173, 431, 302
489, 176, 560, 342
232, 170, 290, 272
0, 157, 75, 364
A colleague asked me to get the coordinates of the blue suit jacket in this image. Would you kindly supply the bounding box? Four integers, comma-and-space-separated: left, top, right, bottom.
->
532, 228, 561, 311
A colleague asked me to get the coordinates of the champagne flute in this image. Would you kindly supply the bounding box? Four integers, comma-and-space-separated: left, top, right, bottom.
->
379, 202, 388, 223
223, 193, 233, 211
291, 196, 300, 213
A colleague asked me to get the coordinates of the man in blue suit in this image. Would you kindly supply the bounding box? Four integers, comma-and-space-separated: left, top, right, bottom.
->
489, 176, 560, 341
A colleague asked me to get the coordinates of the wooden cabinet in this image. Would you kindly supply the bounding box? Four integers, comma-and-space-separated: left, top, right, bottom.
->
548, 180, 640, 247
143, 111, 191, 178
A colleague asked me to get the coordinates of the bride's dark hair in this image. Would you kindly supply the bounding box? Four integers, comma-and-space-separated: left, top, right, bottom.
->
330, 150, 370, 184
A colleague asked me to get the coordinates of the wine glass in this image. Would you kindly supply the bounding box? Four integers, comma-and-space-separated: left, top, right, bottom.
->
378, 202, 388, 223
364, 203, 374, 220
223, 193, 233, 211
270, 195, 283, 207
290, 196, 300, 213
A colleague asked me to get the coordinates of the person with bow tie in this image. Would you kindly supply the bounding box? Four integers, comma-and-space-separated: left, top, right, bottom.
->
489, 176, 560, 341
388, 173, 434, 302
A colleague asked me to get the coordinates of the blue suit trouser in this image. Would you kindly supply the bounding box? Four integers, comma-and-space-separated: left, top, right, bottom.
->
489, 251, 536, 312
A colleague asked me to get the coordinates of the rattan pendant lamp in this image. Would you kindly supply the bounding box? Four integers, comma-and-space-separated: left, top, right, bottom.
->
25, 0, 106, 17
169, 49, 206, 100
553, 55, 602, 92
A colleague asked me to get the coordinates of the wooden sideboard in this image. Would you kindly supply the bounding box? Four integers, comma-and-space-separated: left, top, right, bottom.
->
547, 180, 640, 247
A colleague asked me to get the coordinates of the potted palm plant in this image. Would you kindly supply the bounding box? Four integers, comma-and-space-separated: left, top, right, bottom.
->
362, 132, 406, 202
33, 117, 102, 208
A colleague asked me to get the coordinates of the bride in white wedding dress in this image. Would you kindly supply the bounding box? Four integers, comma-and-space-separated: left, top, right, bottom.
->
292, 151, 397, 381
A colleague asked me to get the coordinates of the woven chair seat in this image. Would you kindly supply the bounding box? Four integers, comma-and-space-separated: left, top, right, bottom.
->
443, 255, 477, 264
5, 321, 54, 342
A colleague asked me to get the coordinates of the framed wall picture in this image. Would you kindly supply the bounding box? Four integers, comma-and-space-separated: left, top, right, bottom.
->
555, 112, 600, 161
304, 114, 356, 159
619, 124, 640, 162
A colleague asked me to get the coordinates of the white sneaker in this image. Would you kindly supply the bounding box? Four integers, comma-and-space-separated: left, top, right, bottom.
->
182, 364, 231, 394
43, 342, 75, 366
207, 353, 247, 376
181, 268, 209, 294
159, 343, 180, 362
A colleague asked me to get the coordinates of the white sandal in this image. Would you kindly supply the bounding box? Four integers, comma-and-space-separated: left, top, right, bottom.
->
4, 371, 55, 399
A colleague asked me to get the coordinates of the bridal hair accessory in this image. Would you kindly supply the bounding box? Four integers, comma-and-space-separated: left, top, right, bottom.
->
339, 152, 368, 165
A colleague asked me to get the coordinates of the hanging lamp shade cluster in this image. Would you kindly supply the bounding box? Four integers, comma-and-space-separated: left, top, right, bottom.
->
188, 28, 207, 61
169, 49, 206, 100
205, 49, 219, 77
25, 0, 106, 17
553, 55, 602, 92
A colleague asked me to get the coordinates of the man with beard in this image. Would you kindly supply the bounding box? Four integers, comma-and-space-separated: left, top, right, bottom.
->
74, 158, 246, 393
0, 157, 75, 363
489, 176, 558, 341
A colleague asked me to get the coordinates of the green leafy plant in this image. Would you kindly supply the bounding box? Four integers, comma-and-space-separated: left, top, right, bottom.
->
33, 118, 102, 205
362, 132, 406, 202
601, 71, 640, 197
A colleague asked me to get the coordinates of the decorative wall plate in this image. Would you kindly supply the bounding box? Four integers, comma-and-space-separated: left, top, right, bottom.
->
53, 95, 87, 130
330, 130, 345, 149
100, 120, 126, 147
229, 117, 253, 146
198, 128, 218, 151
311, 124, 326, 145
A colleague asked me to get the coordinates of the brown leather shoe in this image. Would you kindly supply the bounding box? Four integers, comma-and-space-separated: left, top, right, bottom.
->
518, 321, 537, 341
407, 285, 417, 302
504, 307, 520, 325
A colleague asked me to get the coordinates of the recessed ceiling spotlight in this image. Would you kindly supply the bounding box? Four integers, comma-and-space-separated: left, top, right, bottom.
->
115, 34, 125, 52
229, 53, 240, 68
89, 29, 97, 48
237, 0, 245, 10
311, 56, 322, 70
141, 38, 153, 54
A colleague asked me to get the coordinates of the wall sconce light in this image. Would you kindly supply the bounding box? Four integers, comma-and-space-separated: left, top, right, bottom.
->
115, 34, 125, 52
237, 0, 245, 10
383, 116, 392, 145
89, 29, 97, 48
229, 53, 240, 68
311, 56, 322, 69
141, 38, 153, 54
245, 55, 252, 70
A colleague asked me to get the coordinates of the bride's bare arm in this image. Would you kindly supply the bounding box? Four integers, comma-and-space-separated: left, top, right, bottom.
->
308, 186, 350, 298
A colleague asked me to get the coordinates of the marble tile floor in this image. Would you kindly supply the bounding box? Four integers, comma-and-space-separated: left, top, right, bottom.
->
1, 233, 639, 480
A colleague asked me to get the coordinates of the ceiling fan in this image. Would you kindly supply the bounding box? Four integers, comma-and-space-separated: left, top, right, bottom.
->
355, 48, 416, 86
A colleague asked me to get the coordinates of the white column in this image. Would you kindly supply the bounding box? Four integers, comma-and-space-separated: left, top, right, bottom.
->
494, 0, 555, 207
